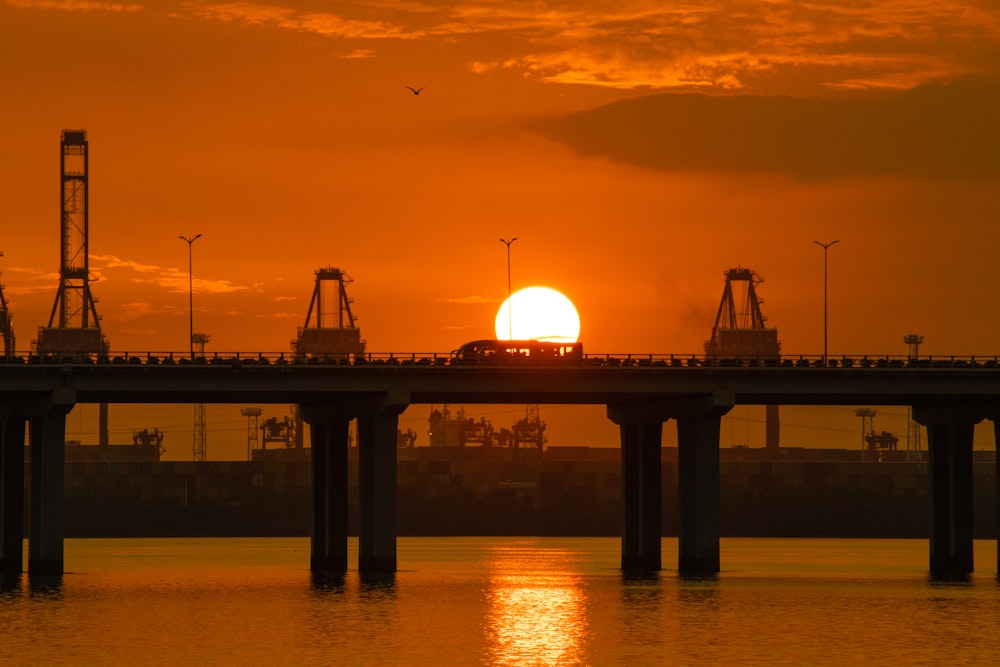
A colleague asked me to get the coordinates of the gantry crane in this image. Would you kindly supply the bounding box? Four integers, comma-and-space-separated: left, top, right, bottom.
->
292, 266, 365, 360
706, 267, 781, 451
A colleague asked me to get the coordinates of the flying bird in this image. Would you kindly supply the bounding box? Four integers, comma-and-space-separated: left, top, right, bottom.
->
405, 86, 425, 95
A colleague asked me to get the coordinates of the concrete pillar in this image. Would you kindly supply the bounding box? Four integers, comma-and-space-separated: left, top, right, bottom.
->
609, 391, 732, 575
1, 409, 26, 574
677, 411, 724, 574
914, 405, 981, 579
617, 419, 663, 572
357, 408, 402, 573
28, 410, 69, 575
996, 420, 1000, 577
300, 406, 351, 573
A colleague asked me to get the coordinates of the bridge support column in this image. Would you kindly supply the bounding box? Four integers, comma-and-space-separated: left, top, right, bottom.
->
300, 404, 352, 573
996, 420, 1000, 577
914, 405, 981, 579
676, 408, 727, 575
609, 391, 732, 575
611, 414, 662, 572
1, 408, 27, 574
357, 410, 402, 573
28, 392, 75, 576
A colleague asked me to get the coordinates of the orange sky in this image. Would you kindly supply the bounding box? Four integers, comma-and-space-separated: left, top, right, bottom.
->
2, 1, 1000, 458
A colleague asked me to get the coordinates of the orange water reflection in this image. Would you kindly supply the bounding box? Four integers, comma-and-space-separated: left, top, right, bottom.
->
483, 542, 590, 666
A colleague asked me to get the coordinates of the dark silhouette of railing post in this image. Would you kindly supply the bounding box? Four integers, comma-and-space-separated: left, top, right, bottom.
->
913, 404, 983, 579
0, 407, 27, 574
27, 389, 76, 575
300, 404, 353, 573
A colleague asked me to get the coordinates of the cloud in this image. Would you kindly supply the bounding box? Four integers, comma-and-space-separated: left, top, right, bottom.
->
1, 266, 60, 296
90, 254, 161, 273
454, 1, 1000, 92
6, 0, 142, 11
183, 2, 414, 40
117, 301, 159, 321
256, 312, 300, 319
341, 48, 376, 59
88, 254, 252, 294
531, 78, 1000, 179
19, 1, 993, 93
438, 295, 495, 304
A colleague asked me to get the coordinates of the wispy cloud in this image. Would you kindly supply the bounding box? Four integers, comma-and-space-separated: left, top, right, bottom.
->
10, 0, 998, 92
1, 266, 59, 296
5, 0, 142, 11
90, 254, 251, 294
438, 295, 495, 304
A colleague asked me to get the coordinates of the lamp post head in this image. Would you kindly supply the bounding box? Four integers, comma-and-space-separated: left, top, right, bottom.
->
179, 233, 202, 245
814, 239, 839, 250
500, 237, 518, 247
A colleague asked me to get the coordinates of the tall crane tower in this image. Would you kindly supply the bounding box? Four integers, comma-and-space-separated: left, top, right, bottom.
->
705, 267, 781, 451
291, 266, 365, 360
35, 130, 108, 357
0, 252, 14, 359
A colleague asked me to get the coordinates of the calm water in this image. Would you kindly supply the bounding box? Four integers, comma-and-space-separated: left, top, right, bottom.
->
2, 537, 999, 666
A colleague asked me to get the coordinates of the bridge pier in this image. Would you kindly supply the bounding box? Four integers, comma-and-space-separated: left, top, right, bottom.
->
609, 391, 733, 575
996, 419, 1000, 577
301, 391, 409, 574
300, 405, 352, 573
914, 404, 982, 579
357, 396, 408, 573
676, 407, 728, 575
1, 408, 27, 574
27, 391, 75, 576
608, 409, 662, 572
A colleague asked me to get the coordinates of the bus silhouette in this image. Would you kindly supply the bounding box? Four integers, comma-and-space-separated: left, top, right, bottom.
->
452, 339, 584, 364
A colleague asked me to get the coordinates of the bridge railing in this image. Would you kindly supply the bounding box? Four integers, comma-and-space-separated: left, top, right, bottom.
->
2, 351, 1000, 369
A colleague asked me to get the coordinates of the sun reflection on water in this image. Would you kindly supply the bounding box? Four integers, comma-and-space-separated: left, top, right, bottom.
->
483, 543, 590, 666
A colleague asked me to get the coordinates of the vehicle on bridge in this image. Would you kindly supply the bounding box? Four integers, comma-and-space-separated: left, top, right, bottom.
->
452, 339, 584, 364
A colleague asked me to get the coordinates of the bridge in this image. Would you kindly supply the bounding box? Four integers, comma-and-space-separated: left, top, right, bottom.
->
2, 351, 999, 580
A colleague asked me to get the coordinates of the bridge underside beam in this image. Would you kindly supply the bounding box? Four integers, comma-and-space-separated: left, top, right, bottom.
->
1, 410, 26, 574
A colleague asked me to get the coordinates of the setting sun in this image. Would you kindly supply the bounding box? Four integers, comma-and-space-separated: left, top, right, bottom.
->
495, 286, 581, 343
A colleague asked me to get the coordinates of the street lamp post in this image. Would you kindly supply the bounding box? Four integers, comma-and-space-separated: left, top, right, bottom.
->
814, 240, 839, 362
179, 234, 202, 358
500, 237, 518, 340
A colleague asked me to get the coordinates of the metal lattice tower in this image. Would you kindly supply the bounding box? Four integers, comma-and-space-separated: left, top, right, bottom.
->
241, 407, 263, 461
0, 251, 14, 359
904, 334, 925, 460
706, 267, 781, 452
292, 267, 365, 359
706, 267, 779, 357
192, 332, 211, 461
855, 408, 876, 460
36, 130, 108, 356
